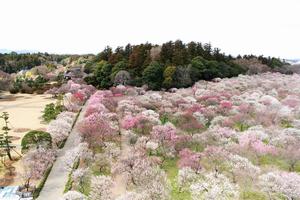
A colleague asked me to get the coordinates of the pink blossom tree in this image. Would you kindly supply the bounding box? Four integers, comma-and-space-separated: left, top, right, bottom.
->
238, 133, 277, 159
178, 148, 201, 172
84, 103, 108, 117
150, 122, 179, 160
202, 146, 229, 173
78, 113, 116, 148
121, 115, 141, 130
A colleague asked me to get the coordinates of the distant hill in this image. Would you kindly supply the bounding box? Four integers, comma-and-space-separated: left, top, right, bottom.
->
286, 59, 300, 65
0, 49, 37, 54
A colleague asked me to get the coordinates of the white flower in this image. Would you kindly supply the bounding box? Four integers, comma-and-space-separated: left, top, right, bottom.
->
259, 171, 300, 199
193, 112, 208, 125
89, 175, 114, 200
190, 172, 239, 200
146, 141, 159, 150
177, 167, 199, 191
227, 154, 261, 177
61, 190, 86, 200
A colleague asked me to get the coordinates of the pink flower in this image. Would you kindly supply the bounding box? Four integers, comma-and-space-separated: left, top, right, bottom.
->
114, 93, 123, 97
121, 115, 140, 129
85, 103, 108, 117
220, 100, 232, 109
239, 134, 277, 155
73, 90, 86, 102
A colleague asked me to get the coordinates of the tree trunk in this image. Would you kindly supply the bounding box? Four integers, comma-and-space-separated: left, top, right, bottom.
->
6, 149, 12, 161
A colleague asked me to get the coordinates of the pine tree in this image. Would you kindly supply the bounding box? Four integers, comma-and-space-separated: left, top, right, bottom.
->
0, 112, 15, 161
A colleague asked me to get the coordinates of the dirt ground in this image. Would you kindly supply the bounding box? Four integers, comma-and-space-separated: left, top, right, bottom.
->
0, 91, 55, 186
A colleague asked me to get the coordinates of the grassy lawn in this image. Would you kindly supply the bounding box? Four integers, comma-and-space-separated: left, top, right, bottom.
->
240, 190, 267, 200
161, 158, 191, 200
259, 155, 300, 172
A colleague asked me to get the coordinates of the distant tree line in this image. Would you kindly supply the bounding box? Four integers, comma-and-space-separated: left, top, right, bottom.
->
0, 52, 68, 73
237, 54, 287, 69
85, 40, 285, 90
0, 41, 287, 91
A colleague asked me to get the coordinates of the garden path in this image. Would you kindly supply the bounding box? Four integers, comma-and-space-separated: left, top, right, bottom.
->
111, 125, 132, 198
110, 96, 132, 199
37, 105, 87, 200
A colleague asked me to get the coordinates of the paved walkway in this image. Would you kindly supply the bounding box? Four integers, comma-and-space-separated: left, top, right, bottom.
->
37, 105, 87, 200
111, 119, 132, 198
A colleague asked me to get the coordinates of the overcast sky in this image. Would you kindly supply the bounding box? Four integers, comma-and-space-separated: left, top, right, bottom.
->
0, 0, 299, 58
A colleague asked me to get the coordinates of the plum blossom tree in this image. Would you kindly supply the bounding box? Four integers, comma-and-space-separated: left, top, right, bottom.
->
112, 152, 150, 187
190, 172, 240, 200
176, 112, 204, 134
202, 146, 229, 173
62, 190, 87, 200
200, 126, 237, 146
259, 171, 300, 200
226, 154, 261, 183
238, 133, 277, 157
150, 122, 177, 148
117, 99, 142, 116
272, 132, 300, 172
112, 150, 170, 199
64, 93, 81, 112
47, 113, 75, 146
84, 103, 108, 117
22, 148, 56, 190
121, 115, 142, 130
64, 143, 92, 171
103, 142, 121, 161
115, 191, 149, 200
177, 167, 199, 192
150, 122, 179, 159
93, 153, 111, 174
72, 168, 89, 192
178, 148, 201, 172
138, 167, 170, 200
78, 113, 116, 147
89, 175, 114, 200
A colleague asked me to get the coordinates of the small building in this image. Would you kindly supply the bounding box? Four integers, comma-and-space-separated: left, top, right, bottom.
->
63, 66, 84, 80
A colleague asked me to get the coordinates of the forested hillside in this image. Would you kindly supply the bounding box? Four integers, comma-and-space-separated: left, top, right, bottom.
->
0, 52, 68, 73
0, 40, 287, 91
83, 40, 286, 90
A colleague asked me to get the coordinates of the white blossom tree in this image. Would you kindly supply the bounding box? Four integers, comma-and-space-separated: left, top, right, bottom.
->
190, 172, 239, 200
89, 175, 114, 200
61, 190, 87, 200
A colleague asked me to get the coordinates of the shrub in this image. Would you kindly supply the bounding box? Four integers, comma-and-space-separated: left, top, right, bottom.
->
42, 103, 63, 122
9, 86, 19, 94
21, 130, 52, 153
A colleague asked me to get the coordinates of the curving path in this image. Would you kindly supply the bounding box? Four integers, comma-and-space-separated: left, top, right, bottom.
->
37, 105, 87, 200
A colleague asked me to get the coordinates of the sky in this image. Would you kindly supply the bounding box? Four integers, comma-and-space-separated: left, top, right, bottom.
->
0, 0, 300, 58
